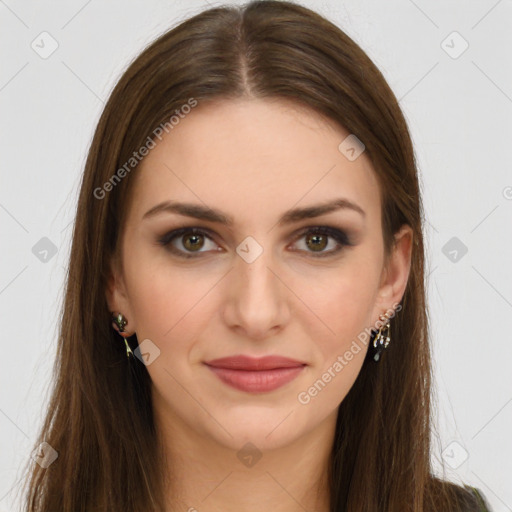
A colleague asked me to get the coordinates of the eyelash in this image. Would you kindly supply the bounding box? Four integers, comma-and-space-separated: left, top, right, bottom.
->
156, 226, 353, 259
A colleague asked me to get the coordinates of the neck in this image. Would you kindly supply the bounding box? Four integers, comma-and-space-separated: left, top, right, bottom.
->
154, 403, 336, 512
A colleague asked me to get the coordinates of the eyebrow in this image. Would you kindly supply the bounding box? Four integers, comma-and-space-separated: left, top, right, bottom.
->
142, 198, 366, 226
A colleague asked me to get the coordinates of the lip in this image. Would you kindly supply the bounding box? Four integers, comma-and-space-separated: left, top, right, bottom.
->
204, 355, 307, 393
205, 355, 306, 371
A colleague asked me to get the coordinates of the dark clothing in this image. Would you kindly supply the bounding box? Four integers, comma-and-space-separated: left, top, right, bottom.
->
468, 486, 493, 511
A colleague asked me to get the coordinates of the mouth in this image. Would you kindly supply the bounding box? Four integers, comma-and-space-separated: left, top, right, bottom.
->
203, 355, 307, 393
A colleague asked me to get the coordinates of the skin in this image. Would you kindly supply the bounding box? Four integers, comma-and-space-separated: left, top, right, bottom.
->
106, 98, 413, 512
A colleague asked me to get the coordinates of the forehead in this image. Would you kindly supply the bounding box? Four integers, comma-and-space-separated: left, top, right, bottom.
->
127, 98, 380, 227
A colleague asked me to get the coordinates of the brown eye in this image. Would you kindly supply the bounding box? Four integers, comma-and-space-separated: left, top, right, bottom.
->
291, 226, 351, 257
182, 233, 205, 251
157, 227, 220, 258
305, 232, 328, 252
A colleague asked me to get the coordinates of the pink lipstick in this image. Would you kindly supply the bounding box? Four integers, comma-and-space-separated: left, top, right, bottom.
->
204, 355, 306, 393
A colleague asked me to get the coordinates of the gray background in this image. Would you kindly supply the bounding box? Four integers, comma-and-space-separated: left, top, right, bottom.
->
1, 0, 511, 510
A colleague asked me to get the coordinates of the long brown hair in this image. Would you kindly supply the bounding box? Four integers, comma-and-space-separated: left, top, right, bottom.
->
19, 1, 486, 510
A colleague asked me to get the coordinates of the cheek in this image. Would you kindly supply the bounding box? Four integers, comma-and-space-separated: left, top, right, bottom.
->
123, 259, 234, 379
309, 260, 380, 357
122, 247, 205, 343
297, 276, 377, 409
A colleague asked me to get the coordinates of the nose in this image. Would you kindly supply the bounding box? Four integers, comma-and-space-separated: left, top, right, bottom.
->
221, 244, 290, 340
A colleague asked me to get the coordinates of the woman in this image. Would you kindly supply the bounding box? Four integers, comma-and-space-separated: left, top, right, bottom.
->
21, 1, 492, 510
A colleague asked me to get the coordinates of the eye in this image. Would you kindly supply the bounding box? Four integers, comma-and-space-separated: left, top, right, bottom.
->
290, 226, 352, 257
157, 227, 221, 259
157, 226, 353, 259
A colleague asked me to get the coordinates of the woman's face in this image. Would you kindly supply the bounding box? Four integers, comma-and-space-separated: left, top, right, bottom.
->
106, 98, 412, 452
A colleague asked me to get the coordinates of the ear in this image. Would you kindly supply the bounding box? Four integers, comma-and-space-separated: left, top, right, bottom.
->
105, 255, 137, 335
372, 224, 413, 319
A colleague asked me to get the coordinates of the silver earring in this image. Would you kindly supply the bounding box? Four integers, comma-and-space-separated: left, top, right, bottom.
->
371, 312, 391, 362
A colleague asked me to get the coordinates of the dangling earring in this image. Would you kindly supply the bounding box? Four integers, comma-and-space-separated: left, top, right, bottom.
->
370, 312, 391, 362
111, 312, 134, 359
